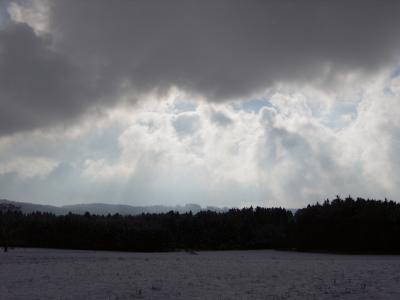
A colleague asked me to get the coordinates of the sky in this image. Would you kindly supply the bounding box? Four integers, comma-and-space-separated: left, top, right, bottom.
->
1, 0, 400, 208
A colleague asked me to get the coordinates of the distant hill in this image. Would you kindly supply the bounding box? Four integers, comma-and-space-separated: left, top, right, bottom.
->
0, 199, 229, 216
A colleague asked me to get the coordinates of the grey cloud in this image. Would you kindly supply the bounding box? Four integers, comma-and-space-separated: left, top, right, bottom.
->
2, 0, 400, 135
0, 22, 92, 135
50, 0, 400, 95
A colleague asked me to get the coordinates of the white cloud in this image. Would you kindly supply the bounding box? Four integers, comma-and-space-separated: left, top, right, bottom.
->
0, 69, 400, 207
0, 156, 58, 179
7, 0, 50, 34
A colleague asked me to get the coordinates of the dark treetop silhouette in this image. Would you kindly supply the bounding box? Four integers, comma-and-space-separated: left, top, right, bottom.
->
1, 196, 400, 253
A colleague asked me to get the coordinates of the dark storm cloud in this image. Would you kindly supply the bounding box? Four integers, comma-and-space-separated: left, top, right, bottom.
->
1, 0, 400, 135
0, 23, 93, 135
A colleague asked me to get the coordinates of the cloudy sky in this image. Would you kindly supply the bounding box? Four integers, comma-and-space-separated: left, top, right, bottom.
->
1, 0, 400, 208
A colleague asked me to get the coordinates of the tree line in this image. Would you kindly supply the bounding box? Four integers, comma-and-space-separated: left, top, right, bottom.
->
1, 196, 400, 253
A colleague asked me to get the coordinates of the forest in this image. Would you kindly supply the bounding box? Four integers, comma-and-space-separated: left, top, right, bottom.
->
1, 196, 400, 254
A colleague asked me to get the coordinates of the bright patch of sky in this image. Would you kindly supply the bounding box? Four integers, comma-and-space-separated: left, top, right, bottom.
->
232, 97, 272, 113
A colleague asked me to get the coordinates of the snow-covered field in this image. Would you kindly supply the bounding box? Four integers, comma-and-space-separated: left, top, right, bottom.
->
1, 248, 400, 299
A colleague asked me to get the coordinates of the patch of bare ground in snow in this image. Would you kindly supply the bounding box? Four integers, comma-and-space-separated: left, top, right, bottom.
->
1, 248, 400, 299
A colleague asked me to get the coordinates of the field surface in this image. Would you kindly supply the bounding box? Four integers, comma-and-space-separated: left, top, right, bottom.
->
1, 248, 400, 299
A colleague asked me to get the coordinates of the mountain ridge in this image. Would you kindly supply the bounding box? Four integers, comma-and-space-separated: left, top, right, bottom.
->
0, 199, 229, 216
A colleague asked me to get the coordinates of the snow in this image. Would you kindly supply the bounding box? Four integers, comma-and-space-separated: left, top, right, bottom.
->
1, 248, 400, 299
